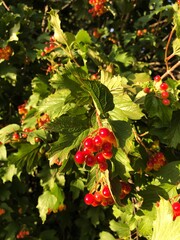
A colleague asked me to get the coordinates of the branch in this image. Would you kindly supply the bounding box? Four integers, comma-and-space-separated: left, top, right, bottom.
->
2, 1, 10, 11
161, 61, 180, 80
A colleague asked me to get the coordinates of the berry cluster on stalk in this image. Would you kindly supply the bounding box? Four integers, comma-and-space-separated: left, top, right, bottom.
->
143, 75, 171, 106
74, 127, 117, 171
41, 35, 56, 57
88, 0, 107, 17
16, 229, 30, 239
0, 45, 13, 60
84, 184, 114, 207
11, 101, 50, 143
146, 152, 166, 171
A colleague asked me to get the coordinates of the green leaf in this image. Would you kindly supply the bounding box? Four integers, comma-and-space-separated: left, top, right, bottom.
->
99, 231, 116, 240
109, 94, 144, 121
174, 10, 180, 38
9, 22, 20, 41
144, 93, 173, 125
114, 148, 133, 179
37, 190, 57, 223
8, 143, 40, 172
0, 124, 20, 144
165, 111, 180, 148
31, 75, 50, 98
109, 219, 130, 238
0, 62, 17, 86
136, 208, 156, 239
152, 198, 180, 240
173, 38, 180, 56
2, 164, 18, 183
49, 10, 67, 45
155, 161, 180, 185
84, 80, 114, 115
70, 179, 85, 200
0, 144, 7, 160
76, 29, 92, 44
39, 89, 71, 119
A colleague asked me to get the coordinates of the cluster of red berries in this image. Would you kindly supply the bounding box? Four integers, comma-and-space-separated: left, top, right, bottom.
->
143, 75, 171, 106
74, 127, 117, 171
146, 152, 166, 171
136, 29, 147, 37
12, 102, 50, 143
172, 201, 180, 220
0, 45, 13, 60
84, 185, 114, 207
88, 0, 107, 17
16, 230, 30, 239
0, 208, 5, 216
41, 35, 56, 57
154, 75, 170, 106
119, 181, 132, 199
47, 204, 67, 215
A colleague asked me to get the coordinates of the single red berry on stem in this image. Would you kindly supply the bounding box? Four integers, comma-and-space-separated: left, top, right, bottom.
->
102, 185, 111, 198
154, 75, 161, 82
84, 193, 94, 205
162, 98, 170, 106
83, 137, 94, 150
99, 128, 110, 139
143, 87, 150, 93
74, 151, 85, 164
160, 82, 169, 91
161, 91, 169, 99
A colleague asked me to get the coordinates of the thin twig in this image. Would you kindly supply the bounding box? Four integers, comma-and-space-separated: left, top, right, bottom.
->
164, 27, 176, 70
2, 1, 10, 11
161, 61, 180, 80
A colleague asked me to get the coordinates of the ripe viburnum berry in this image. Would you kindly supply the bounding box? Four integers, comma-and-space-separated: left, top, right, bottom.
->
172, 202, 180, 220
162, 98, 170, 106
74, 151, 85, 164
102, 185, 111, 198
160, 82, 169, 91
84, 193, 94, 205
161, 91, 169, 99
154, 75, 161, 82
99, 127, 111, 139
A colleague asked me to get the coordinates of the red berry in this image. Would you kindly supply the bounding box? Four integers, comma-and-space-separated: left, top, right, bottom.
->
160, 82, 169, 91
99, 128, 111, 139
83, 137, 94, 150
12, 132, 20, 141
102, 142, 112, 152
172, 202, 180, 212
74, 151, 85, 164
121, 182, 131, 195
161, 91, 169, 99
102, 185, 111, 198
99, 161, 108, 171
84, 193, 94, 205
154, 75, 161, 82
94, 191, 103, 202
162, 98, 170, 106
95, 152, 106, 163
85, 154, 96, 167
93, 135, 103, 147
102, 151, 113, 159
143, 87, 150, 93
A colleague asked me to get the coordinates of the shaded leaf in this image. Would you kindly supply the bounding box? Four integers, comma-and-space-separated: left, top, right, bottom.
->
8, 143, 40, 172
84, 80, 114, 115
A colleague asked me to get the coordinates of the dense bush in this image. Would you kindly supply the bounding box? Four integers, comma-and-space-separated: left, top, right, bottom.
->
0, 1, 180, 239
